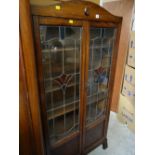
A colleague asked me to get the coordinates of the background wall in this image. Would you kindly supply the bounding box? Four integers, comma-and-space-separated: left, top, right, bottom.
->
103, 0, 134, 112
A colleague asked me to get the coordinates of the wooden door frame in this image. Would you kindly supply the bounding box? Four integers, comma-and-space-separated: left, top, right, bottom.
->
32, 16, 122, 154
19, 0, 45, 155
82, 21, 122, 154
32, 16, 86, 154
87, 21, 122, 139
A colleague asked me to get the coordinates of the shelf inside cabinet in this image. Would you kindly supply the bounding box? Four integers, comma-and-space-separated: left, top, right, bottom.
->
47, 101, 79, 120
42, 64, 80, 79
90, 45, 110, 50
45, 82, 79, 93
86, 98, 107, 125
49, 110, 79, 144
88, 66, 111, 72
42, 47, 79, 53
36, 43, 110, 52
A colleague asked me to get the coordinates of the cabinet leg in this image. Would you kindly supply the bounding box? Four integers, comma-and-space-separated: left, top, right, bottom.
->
102, 138, 108, 149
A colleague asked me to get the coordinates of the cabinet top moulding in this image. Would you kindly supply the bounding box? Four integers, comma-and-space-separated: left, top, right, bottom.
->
30, 0, 122, 23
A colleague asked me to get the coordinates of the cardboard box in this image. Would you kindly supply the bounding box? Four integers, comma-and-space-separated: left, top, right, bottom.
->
127, 48, 135, 68
124, 65, 135, 86
131, 14, 135, 31
129, 31, 135, 49
122, 80, 135, 104
117, 94, 135, 133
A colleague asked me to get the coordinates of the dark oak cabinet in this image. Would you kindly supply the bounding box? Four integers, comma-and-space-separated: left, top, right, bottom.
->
20, 0, 122, 155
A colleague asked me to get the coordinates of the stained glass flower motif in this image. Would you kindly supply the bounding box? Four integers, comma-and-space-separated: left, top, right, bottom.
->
54, 74, 73, 91
94, 66, 108, 84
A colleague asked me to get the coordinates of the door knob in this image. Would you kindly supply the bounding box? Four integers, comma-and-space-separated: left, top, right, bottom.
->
84, 7, 89, 16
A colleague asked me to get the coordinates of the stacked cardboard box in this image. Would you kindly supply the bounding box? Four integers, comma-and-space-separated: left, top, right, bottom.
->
117, 30, 135, 133
127, 31, 135, 68
122, 65, 135, 104
117, 94, 135, 131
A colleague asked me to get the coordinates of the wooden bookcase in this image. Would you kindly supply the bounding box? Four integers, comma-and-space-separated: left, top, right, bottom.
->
20, 0, 122, 155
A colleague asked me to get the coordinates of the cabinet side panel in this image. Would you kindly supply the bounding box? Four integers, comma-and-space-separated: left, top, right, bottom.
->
19, 0, 45, 154
19, 36, 35, 155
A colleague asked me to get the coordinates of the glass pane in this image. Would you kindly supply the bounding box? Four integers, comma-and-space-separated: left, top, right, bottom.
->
40, 26, 81, 144
86, 27, 116, 126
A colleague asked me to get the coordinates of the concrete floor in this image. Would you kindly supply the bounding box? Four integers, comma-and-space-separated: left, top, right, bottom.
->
89, 112, 135, 155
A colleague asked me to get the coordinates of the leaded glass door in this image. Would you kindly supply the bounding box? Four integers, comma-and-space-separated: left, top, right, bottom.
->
39, 25, 82, 145
86, 27, 116, 126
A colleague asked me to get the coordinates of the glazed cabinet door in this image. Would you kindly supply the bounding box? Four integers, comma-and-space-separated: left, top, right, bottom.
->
33, 17, 83, 155
84, 26, 117, 150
